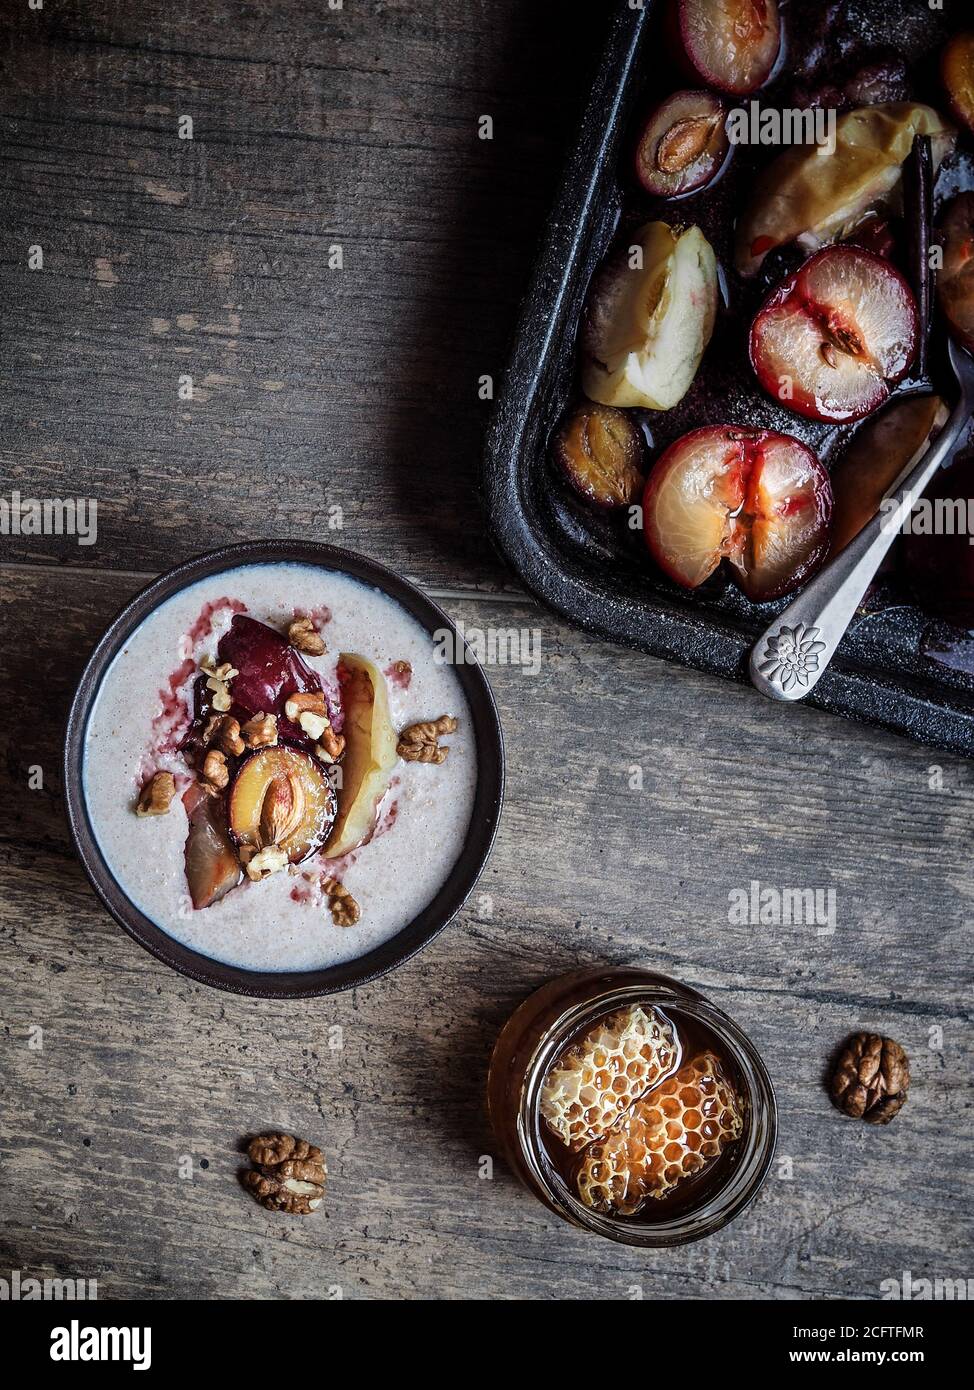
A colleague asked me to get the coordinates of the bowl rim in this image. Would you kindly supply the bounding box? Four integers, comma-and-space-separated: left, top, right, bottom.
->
63, 539, 505, 998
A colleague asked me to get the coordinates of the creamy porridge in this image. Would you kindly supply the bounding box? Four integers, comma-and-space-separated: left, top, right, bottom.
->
82, 562, 478, 971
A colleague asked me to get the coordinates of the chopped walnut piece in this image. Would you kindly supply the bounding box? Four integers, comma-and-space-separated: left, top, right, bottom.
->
241, 711, 278, 748
200, 749, 229, 793
322, 876, 361, 927
242, 1133, 326, 1215
284, 691, 328, 721
284, 692, 333, 742
288, 617, 326, 656
299, 710, 329, 740
201, 655, 239, 684
244, 845, 289, 880
136, 771, 176, 817
397, 715, 458, 764
315, 726, 345, 763
203, 714, 245, 758
200, 655, 237, 713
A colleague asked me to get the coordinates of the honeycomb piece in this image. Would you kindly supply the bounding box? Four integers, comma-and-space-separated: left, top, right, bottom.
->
540, 1005, 679, 1151
576, 1050, 744, 1215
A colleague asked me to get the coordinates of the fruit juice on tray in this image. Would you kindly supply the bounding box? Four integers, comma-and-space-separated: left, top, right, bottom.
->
81, 563, 477, 972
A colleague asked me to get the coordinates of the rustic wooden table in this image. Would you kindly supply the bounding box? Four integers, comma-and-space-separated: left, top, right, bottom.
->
1, 0, 971, 1301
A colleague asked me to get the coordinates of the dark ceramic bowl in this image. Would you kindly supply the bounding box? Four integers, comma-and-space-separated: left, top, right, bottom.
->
64, 540, 505, 997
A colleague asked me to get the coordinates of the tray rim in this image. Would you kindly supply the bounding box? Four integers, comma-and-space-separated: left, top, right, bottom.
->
482, 0, 974, 758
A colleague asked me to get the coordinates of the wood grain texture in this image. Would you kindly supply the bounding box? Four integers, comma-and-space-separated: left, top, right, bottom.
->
1, 0, 972, 1301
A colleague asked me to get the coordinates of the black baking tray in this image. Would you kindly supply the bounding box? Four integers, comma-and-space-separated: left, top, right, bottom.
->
484, 0, 974, 755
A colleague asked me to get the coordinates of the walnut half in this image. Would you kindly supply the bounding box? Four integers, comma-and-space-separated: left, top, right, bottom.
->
322, 876, 361, 927
136, 771, 176, 817
242, 1132, 326, 1215
829, 1032, 910, 1124
397, 715, 458, 764
288, 617, 326, 656
241, 711, 278, 749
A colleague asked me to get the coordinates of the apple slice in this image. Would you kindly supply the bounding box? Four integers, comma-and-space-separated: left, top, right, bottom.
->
749, 246, 917, 423
324, 654, 399, 859
634, 91, 729, 199
643, 425, 832, 601
229, 745, 337, 865
668, 0, 780, 96
734, 104, 954, 278
942, 32, 974, 136
183, 788, 242, 909
581, 221, 717, 411
938, 193, 974, 355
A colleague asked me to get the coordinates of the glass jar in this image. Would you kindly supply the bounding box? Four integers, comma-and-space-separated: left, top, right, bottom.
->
488, 966, 777, 1247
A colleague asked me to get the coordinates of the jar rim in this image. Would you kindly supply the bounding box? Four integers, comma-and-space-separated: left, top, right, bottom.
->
516, 980, 777, 1247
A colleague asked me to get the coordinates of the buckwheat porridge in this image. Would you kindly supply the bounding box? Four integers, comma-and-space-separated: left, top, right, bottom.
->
82, 563, 478, 971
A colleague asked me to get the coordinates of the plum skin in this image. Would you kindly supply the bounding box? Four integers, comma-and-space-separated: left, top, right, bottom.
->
642, 425, 833, 602
749, 247, 919, 424
633, 90, 729, 199
227, 742, 337, 865
667, 0, 782, 97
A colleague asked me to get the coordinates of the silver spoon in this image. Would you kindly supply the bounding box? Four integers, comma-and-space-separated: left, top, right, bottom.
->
750, 337, 974, 702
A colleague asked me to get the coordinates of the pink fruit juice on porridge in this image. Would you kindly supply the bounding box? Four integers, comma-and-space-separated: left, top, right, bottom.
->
82, 563, 478, 971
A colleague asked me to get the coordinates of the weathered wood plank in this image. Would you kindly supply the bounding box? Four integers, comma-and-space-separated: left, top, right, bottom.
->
0, 0, 600, 582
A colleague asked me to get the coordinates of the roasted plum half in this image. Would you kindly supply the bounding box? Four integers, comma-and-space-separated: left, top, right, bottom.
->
749, 246, 917, 424
942, 32, 974, 137
229, 744, 337, 866
183, 786, 242, 910
552, 402, 645, 509
216, 614, 328, 743
938, 193, 974, 354
634, 91, 729, 199
643, 425, 833, 602
668, 0, 781, 96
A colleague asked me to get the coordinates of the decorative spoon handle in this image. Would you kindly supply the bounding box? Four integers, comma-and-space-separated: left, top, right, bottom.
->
750, 340, 974, 703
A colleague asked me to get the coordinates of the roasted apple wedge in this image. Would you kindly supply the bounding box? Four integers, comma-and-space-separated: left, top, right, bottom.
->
643, 425, 832, 601
734, 104, 953, 278
229, 746, 337, 865
581, 221, 717, 411
183, 787, 242, 909
749, 246, 917, 423
324, 654, 399, 859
